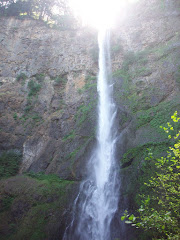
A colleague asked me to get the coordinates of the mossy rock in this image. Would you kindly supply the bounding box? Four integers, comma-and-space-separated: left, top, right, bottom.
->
0, 174, 78, 240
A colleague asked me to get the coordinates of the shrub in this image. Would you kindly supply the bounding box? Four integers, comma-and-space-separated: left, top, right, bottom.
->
53, 76, 66, 86
0, 151, 22, 179
13, 112, 18, 120
28, 80, 41, 97
35, 73, 45, 82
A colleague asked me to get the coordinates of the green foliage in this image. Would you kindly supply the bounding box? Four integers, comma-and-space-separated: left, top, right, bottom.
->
0, 0, 73, 28
53, 75, 67, 86
16, 203, 48, 240
75, 102, 95, 126
113, 41, 180, 113
19, 112, 42, 126
21, 81, 43, 124
121, 142, 169, 166
0, 174, 75, 240
0, 151, 22, 179
113, 68, 131, 96
84, 75, 97, 90
66, 146, 81, 161
75, 75, 97, 125
24, 101, 33, 113
0, 196, 14, 213
16, 72, 27, 81
28, 80, 41, 97
35, 73, 45, 82
78, 75, 97, 94
136, 99, 180, 130
24, 95, 34, 114
0, 0, 30, 17
121, 141, 170, 207
121, 50, 148, 71
122, 112, 180, 239
77, 88, 83, 94
131, 67, 151, 78
62, 130, 76, 142
31, 114, 42, 122
13, 112, 18, 120
26, 172, 72, 185
113, 49, 150, 111
86, 75, 97, 82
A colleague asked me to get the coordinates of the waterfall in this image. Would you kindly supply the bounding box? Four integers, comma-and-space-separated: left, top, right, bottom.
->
63, 29, 120, 240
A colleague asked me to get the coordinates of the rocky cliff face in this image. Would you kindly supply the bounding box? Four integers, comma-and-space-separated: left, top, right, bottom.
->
110, 1, 180, 238
0, 0, 180, 239
0, 18, 99, 180
0, 18, 99, 240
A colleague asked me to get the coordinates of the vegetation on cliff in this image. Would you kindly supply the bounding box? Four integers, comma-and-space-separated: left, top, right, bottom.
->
0, 151, 22, 179
122, 112, 180, 240
0, 173, 76, 240
0, 0, 75, 29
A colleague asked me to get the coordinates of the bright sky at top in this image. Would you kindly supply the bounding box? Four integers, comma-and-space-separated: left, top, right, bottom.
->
69, 0, 139, 29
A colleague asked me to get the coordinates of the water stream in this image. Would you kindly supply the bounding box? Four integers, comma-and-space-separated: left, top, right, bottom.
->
63, 29, 120, 240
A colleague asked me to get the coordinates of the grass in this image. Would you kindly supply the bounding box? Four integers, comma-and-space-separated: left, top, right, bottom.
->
26, 172, 73, 187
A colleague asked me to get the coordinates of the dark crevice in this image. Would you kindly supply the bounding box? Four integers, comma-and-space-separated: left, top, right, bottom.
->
120, 158, 134, 169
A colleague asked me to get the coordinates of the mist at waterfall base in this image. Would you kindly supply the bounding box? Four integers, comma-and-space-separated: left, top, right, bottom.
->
63, 30, 122, 240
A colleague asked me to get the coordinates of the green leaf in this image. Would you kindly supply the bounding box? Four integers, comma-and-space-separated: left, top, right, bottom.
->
129, 214, 136, 221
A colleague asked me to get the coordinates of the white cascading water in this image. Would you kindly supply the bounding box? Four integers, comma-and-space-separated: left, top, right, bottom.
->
63, 29, 119, 240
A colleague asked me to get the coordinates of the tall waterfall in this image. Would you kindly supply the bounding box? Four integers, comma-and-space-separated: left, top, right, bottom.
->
63, 29, 120, 240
